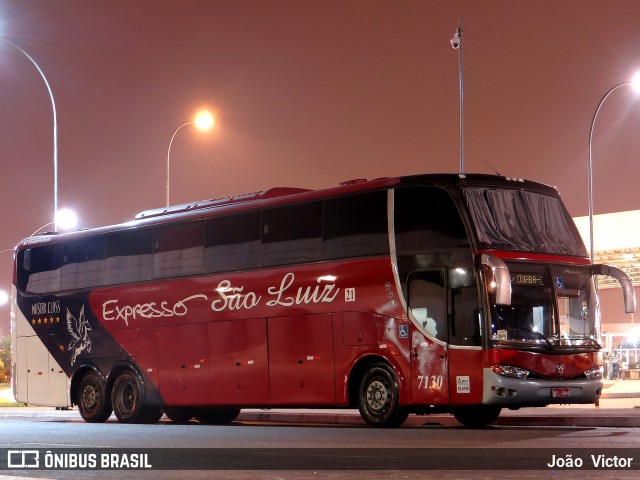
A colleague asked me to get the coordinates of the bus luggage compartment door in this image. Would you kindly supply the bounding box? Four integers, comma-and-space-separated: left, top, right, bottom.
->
268, 313, 335, 405
20, 335, 69, 407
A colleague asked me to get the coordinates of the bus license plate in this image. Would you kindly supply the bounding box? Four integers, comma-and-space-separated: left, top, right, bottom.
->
552, 388, 571, 398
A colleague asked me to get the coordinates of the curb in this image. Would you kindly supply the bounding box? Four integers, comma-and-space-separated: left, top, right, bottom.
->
236, 410, 640, 428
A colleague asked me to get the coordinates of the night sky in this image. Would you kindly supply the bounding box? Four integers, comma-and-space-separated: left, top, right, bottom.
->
1, 1, 640, 336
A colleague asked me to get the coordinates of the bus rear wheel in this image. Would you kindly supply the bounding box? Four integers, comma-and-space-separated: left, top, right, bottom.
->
77, 371, 112, 423
111, 371, 146, 423
452, 406, 502, 427
358, 363, 408, 428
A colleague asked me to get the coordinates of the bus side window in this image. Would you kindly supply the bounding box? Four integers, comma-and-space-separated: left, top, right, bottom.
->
262, 202, 322, 267
24, 244, 62, 294
153, 221, 204, 278
105, 228, 153, 285
324, 191, 388, 260
408, 270, 446, 342
205, 211, 261, 273
61, 236, 106, 290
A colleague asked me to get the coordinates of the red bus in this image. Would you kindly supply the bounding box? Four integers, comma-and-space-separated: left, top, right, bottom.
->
11, 173, 635, 427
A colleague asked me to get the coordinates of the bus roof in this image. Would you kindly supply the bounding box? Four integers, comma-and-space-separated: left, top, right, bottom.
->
17, 173, 559, 247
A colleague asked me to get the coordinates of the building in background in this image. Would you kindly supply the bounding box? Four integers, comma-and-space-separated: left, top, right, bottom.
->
574, 211, 640, 369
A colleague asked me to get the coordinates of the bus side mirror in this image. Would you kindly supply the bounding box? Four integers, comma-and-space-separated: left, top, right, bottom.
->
480, 254, 511, 306
592, 264, 636, 313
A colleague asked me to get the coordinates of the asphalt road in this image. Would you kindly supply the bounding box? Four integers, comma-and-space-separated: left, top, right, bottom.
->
0, 414, 639, 479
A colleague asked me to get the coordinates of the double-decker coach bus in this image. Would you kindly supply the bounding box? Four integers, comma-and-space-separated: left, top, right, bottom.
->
11, 173, 635, 427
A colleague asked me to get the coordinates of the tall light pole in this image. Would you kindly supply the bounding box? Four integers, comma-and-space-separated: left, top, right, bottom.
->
166, 110, 215, 207
0, 39, 59, 230
450, 16, 464, 173
588, 73, 640, 264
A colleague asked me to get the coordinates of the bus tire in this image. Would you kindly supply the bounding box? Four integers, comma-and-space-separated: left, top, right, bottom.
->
77, 371, 112, 423
111, 371, 145, 423
358, 363, 408, 428
194, 408, 241, 424
164, 407, 194, 423
452, 405, 502, 427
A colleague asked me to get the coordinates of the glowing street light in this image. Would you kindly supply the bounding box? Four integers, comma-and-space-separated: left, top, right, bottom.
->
588, 72, 640, 264
0, 38, 59, 231
30, 208, 78, 236
166, 110, 215, 207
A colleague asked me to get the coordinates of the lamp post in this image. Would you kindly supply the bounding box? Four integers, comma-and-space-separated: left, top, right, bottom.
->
450, 16, 464, 173
29, 209, 78, 237
0, 39, 59, 230
588, 73, 640, 264
166, 110, 215, 207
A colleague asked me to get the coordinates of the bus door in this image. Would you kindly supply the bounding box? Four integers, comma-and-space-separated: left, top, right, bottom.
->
407, 270, 449, 406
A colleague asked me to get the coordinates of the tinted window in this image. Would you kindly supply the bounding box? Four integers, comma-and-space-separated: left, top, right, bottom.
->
107, 228, 153, 257
21, 244, 62, 293
61, 236, 106, 290
395, 186, 468, 255
154, 221, 203, 253
262, 202, 322, 266
63, 236, 105, 263
153, 221, 204, 278
324, 191, 388, 259
105, 228, 153, 284
205, 211, 261, 272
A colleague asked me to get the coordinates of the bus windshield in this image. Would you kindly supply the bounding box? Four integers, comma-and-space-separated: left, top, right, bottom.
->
490, 264, 599, 349
464, 187, 586, 256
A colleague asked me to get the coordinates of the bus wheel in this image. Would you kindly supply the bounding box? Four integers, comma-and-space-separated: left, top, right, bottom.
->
452, 406, 502, 427
77, 372, 112, 423
194, 408, 241, 424
164, 408, 194, 423
358, 364, 408, 428
111, 371, 144, 423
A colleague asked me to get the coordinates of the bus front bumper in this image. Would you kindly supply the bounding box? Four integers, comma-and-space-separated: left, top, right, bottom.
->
482, 368, 602, 407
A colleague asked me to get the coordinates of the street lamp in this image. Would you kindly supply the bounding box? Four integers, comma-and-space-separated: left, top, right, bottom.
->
30, 208, 78, 236
588, 73, 640, 264
0, 38, 59, 230
166, 110, 215, 207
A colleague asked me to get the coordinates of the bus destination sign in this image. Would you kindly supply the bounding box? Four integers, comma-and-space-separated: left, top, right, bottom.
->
511, 273, 544, 286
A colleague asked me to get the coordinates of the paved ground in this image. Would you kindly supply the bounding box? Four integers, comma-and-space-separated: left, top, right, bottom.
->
1, 380, 639, 428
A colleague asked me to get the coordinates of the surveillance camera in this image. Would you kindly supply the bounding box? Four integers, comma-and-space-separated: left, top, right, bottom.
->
450, 37, 460, 49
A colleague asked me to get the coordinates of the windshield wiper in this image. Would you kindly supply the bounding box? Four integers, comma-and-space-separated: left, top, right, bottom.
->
495, 318, 553, 350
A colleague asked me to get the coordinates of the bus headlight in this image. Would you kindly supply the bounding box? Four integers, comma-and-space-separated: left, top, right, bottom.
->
584, 366, 603, 379
491, 365, 531, 379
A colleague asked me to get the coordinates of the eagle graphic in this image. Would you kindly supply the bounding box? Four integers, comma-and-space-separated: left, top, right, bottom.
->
67, 305, 92, 366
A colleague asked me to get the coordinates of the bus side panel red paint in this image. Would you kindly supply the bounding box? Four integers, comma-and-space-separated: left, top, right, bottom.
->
448, 348, 484, 404
158, 323, 210, 405
209, 318, 269, 405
